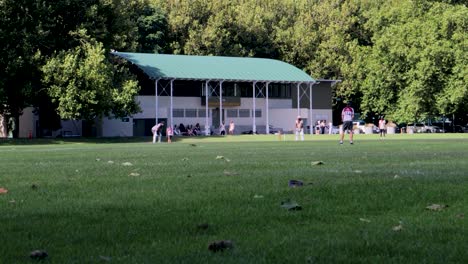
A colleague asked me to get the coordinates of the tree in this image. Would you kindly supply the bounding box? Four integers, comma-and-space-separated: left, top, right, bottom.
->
0, 0, 38, 137
136, 4, 168, 53
0, 0, 166, 137
358, 1, 468, 123
42, 34, 140, 121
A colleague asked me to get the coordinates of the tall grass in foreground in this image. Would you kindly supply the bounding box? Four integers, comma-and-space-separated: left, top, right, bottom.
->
1, 134, 468, 263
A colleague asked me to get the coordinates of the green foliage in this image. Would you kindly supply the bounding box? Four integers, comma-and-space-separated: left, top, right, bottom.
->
42, 36, 140, 120
0, 0, 161, 134
136, 4, 168, 53
1, 0, 467, 131
357, 0, 467, 122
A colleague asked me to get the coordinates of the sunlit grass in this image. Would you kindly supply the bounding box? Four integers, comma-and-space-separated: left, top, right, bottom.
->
1, 134, 468, 263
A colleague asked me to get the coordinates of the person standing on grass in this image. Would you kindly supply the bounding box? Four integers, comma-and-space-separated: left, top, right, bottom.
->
228, 120, 235, 135
340, 102, 354, 145
379, 116, 387, 139
320, 120, 326, 134
166, 125, 174, 143
151, 121, 164, 143
295, 115, 304, 141
219, 122, 226, 135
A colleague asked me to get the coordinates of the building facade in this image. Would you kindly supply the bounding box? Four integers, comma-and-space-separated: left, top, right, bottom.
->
2, 53, 337, 138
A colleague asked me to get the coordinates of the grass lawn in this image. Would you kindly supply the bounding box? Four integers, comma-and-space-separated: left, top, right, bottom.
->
1, 134, 468, 263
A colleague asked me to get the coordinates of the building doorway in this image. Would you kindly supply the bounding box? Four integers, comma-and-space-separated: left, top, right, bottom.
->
133, 118, 167, 136
212, 108, 225, 133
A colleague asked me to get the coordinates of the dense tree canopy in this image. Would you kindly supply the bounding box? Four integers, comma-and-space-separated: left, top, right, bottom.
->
0, 0, 466, 137
154, 0, 467, 123
0, 0, 166, 136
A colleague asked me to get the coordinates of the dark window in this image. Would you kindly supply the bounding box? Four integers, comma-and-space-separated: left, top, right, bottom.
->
227, 109, 238, 118
239, 109, 250, 118
173, 109, 184, 117
185, 109, 197, 117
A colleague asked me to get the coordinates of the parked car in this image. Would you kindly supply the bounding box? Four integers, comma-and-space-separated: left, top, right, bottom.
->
440, 125, 464, 133
407, 123, 442, 133
406, 123, 425, 133
330, 125, 340, 134
353, 120, 366, 133
431, 126, 445, 133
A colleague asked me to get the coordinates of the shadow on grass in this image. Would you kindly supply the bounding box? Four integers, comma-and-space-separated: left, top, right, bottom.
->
0, 135, 234, 145
0, 137, 151, 145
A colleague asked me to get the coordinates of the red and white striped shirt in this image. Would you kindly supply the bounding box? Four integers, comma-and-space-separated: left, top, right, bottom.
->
341, 106, 354, 122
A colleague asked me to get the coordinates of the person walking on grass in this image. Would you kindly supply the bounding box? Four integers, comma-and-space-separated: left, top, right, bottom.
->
166, 125, 174, 143
228, 120, 235, 135
219, 122, 226, 135
295, 115, 304, 141
151, 121, 164, 143
379, 116, 387, 139
340, 102, 354, 145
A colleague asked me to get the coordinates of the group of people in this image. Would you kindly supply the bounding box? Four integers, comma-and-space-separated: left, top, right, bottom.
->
219, 120, 235, 136
339, 102, 386, 144
315, 120, 329, 135
173, 123, 202, 136
294, 101, 357, 144
152, 102, 385, 145
151, 120, 237, 143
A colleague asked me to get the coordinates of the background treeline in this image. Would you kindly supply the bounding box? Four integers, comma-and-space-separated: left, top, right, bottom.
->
1, 0, 466, 137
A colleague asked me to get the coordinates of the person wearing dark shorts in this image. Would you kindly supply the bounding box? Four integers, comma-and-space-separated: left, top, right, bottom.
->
340, 102, 354, 144
342, 120, 353, 132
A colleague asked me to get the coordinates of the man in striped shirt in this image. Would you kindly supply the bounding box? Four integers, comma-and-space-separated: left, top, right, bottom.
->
340, 102, 354, 145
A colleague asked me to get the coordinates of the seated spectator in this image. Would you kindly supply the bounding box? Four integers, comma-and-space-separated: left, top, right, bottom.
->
187, 127, 194, 136
179, 123, 187, 135
194, 123, 201, 135
173, 125, 180, 135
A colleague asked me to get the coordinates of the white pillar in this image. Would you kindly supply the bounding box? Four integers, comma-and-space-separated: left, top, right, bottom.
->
155, 79, 159, 124
170, 79, 174, 127
296, 83, 300, 116
266, 82, 270, 134
205, 81, 210, 135
252, 82, 257, 133
219, 81, 224, 128
309, 82, 313, 134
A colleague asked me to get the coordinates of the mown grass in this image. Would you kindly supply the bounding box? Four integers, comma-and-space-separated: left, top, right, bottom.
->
1, 134, 468, 263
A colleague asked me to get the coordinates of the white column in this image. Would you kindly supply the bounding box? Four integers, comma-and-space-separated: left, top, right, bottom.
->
309, 82, 314, 134
155, 79, 159, 124
219, 81, 224, 128
296, 83, 300, 116
252, 82, 256, 133
205, 81, 210, 135
266, 82, 270, 134
170, 79, 174, 127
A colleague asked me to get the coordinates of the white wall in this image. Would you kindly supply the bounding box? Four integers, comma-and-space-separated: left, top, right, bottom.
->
60, 120, 82, 136
16, 108, 84, 138
269, 108, 333, 134
135, 96, 293, 130
101, 118, 133, 137
18, 107, 36, 138
105, 95, 331, 136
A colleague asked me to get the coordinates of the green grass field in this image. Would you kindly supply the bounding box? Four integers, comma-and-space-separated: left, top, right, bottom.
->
1, 134, 468, 263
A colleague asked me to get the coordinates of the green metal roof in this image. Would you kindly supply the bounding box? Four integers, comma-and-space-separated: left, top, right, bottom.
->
111, 52, 315, 83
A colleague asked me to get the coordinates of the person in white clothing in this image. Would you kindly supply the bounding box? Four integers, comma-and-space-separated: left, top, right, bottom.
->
295, 116, 304, 141
228, 121, 235, 135
340, 102, 354, 144
378, 116, 387, 138
219, 122, 226, 135
151, 121, 164, 143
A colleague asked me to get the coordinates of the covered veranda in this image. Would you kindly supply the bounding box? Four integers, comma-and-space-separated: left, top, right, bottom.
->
111, 52, 318, 135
